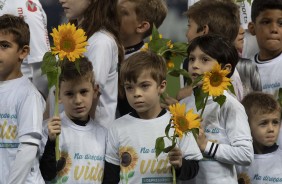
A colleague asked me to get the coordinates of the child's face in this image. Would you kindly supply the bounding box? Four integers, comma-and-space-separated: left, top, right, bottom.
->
249, 9, 282, 60
188, 46, 218, 84
124, 71, 166, 119
186, 18, 205, 42
0, 32, 28, 81
250, 110, 281, 151
118, 0, 141, 46
234, 26, 245, 55
59, 78, 96, 121
59, 0, 90, 22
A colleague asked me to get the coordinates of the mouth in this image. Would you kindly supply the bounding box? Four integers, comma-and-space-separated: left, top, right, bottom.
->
75, 107, 85, 113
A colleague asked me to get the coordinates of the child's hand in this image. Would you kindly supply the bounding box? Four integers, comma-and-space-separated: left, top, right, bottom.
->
160, 93, 178, 109
196, 125, 208, 152
168, 147, 182, 169
48, 116, 61, 141
176, 86, 193, 101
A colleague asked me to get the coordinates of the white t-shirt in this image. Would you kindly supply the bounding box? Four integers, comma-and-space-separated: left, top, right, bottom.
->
42, 112, 107, 184
253, 53, 282, 98
236, 147, 282, 184
180, 91, 253, 184
49, 30, 118, 129
0, 76, 46, 184
0, 0, 50, 78
106, 111, 203, 184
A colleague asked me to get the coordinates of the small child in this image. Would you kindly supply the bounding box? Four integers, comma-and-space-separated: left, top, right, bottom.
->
236, 92, 282, 184
117, 0, 168, 117
40, 58, 107, 183
180, 34, 253, 184
248, 0, 282, 97
0, 14, 45, 184
103, 51, 202, 183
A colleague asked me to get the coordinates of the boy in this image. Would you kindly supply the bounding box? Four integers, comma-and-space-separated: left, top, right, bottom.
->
117, 0, 168, 116
236, 92, 282, 184
40, 58, 107, 183
248, 0, 282, 98
181, 34, 253, 184
118, 0, 167, 59
177, 0, 245, 102
103, 51, 202, 184
0, 14, 45, 183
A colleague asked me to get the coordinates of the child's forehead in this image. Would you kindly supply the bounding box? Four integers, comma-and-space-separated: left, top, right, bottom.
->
125, 70, 154, 84
0, 31, 17, 43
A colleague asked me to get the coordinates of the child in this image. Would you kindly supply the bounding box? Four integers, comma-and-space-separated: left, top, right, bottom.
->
178, 0, 245, 101
0, 0, 50, 98
236, 92, 282, 184
40, 58, 107, 183
0, 14, 45, 184
48, 0, 124, 128
248, 0, 282, 98
103, 51, 202, 183
117, 0, 168, 116
180, 34, 253, 184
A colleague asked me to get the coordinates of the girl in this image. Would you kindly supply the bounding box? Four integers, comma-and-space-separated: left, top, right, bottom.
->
48, 0, 124, 128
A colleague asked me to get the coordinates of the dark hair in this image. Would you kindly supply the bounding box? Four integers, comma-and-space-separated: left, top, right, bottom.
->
120, 51, 166, 85
59, 57, 94, 88
242, 92, 281, 122
251, 0, 282, 22
186, 0, 240, 43
187, 34, 239, 78
0, 14, 30, 49
70, 0, 124, 64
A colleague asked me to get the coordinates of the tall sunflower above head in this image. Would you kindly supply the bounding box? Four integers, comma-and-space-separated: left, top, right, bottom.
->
169, 103, 201, 138
51, 23, 88, 62
202, 62, 231, 97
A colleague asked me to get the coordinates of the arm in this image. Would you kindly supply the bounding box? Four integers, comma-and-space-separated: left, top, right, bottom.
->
102, 161, 120, 184
7, 139, 39, 184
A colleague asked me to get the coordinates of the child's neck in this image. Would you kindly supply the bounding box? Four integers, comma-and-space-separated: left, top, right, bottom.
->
125, 41, 144, 55
254, 143, 278, 154
130, 108, 166, 119
71, 116, 90, 126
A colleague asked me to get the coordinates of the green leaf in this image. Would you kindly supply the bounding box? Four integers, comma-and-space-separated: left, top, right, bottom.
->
50, 178, 58, 184
62, 176, 69, 183
192, 75, 203, 87
163, 142, 176, 153
120, 173, 124, 180
128, 171, 135, 178
227, 83, 236, 96
213, 95, 226, 107
247, 0, 252, 5
165, 123, 171, 139
171, 42, 188, 56
41, 52, 57, 74
194, 87, 208, 111
168, 69, 191, 85
74, 59, 81, 75
151, 24, 160, 40
155, 137, 165, 158
191, 128, 199, 140
46, 67, 60, 89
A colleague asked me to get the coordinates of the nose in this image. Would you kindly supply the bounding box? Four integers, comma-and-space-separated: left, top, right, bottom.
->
267, 123, 275, 132
270, 22, 278, 33
191, 59, 200, 69
74, 94, 82, 104
133, 88, 141, 98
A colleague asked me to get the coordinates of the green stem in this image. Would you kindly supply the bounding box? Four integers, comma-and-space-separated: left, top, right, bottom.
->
55, 67, 61, 161
172, 166, 176, 184
200, 95, 209, 118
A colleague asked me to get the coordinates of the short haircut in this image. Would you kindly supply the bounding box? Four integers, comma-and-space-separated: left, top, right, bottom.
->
242, 92, 281, 123
186, 0, 240, 43
0, 14, 30, 49
120, 51, 167, 85
187, 34, 239, 78
59, 57, 94, 88
127, 0, 168, 38
251, 0, 282, 22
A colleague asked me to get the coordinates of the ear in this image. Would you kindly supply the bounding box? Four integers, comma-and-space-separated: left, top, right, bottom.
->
159, 80, 167, 95
202, 25, 209, 35
223, 63, 232, 73
248, 22, 256, 36
93, 83, 100, 98
136, 21, 150, 34
18, 45, 30, 61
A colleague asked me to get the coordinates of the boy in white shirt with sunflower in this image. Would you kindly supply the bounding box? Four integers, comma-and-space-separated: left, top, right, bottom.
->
103, 51, 202, 184
180, 34, 253, 184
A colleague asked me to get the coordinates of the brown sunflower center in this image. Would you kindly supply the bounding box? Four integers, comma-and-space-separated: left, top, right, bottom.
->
175, 115, 188, 129
210, 73, 223, 87
60, 37, 75, 52
121, 152, 132, 167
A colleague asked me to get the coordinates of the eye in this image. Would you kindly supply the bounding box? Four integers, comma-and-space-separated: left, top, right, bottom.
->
188, 56, 195, 62
65, 92, 73, 97
124, 85, 133, 91
80, 89, 89, 95
260, 20, 270, 25
202, 57, 209, 62
259, 120, 268, 126
0, 43, 10, 49
272, 120, 281, 125
278, 20, 282, 26
141, 84, 150, 89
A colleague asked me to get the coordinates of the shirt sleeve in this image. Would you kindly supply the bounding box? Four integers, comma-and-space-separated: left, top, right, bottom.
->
105, 125, 121, 165
7, 143, 38, 184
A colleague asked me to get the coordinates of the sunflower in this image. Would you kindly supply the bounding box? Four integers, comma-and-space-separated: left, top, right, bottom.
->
51, 23, 88, 62
119, 146, 139, 173
169, 103, 201, 138
237, 173, 251, 184
202, 62, 231, 97
57, 151, 72, 177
